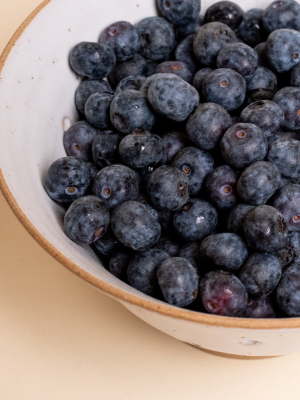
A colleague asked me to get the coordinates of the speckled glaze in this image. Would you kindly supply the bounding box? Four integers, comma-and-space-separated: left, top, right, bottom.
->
3, 0, 300, 358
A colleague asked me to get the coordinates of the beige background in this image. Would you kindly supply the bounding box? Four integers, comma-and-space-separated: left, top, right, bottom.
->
1, 0, 300, 399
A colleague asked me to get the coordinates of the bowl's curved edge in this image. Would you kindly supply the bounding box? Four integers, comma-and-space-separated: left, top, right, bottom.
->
0, 0, 300, 331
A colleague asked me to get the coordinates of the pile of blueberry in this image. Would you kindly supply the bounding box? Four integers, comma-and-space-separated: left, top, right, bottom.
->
45, 0, 300, 319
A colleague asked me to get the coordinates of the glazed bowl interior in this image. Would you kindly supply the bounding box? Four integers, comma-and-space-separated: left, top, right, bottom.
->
0, 0, 296, 331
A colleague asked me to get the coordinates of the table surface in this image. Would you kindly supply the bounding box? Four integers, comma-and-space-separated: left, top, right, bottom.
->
1, 1, 300, 399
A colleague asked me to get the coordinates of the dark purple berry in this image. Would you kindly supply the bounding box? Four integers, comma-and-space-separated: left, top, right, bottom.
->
200, 270, 247, 317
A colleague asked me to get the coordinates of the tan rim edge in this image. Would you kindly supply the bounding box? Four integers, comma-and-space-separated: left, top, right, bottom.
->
0, 0, 299, 330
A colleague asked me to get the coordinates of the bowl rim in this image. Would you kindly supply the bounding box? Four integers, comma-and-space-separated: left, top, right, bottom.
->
1, 0, 300, 330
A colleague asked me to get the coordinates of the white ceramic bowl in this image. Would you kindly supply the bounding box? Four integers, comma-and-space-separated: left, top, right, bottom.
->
1, 0, 300, 358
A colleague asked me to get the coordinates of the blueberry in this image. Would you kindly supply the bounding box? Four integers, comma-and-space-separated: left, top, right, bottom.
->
276, 262, 300, 317
200, 270, 247, 316
160, 131, 190, 165
175, 35, 200, 74
155, 61, 193, 83
193, 22, 237, 66
245, 67, 277, 93
115, 75, 146, 94
220, 123, 268, 169
127, 249, 170, 297
137, 17, 175, 61
238, 9, 267, 47
200, 233, 248, 273
157, 0, 200, 26
291, 64, 300, 87
243, 205, 288, 252
237, 161, 282, 206
94, 226, 120, 257
279, 232, 300, 266
244, 88, 275, 106
242, 297, 276, 318
147, 165, 189, 211
70, 42, 116, 79
173, 198, 218, 242
186, 103, 232, 150
92, 130, 122, 169
262, 0, 300, 33
63, 121, 100, 162
192, 68, 214, 95
44, 157, 92, 203
178, 243, 203, 276
175, 16, 203, 41
92, 164, 139, 209
157, 257, 199, 307
108, 53, 148, 86
99, 21, 140, 61
139, 73, 165, 97
64, 195, 110, 244
204, 1, 244, 31
109, 248, 132, 282
119, 129, 163, 168
273, 87, 300, 130
277, 241, 296, 267
111, 200, 161, 251
268, 138, 300, 178
205, 165, 239, 211
254, 42, 268, 66
240, 101, 283, 138
216, 43, 258, 80
84, 92, 114, 129
172, 147, 214, 195
271, 184, 300, 231
266, 29, 300, 74
110, 89, 156, 134
148, 74, 199, 121
239, 253, 282, 299
75, 79, 113, 114
202, 69, 246, 111
227, 204, 255, 235
154, 235, 181, 256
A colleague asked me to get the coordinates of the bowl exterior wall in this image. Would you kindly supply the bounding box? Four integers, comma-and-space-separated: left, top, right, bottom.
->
122, 301, 300, 357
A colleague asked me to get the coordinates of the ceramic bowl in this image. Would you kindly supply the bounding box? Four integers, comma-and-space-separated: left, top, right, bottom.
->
1, 0, 300, 358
